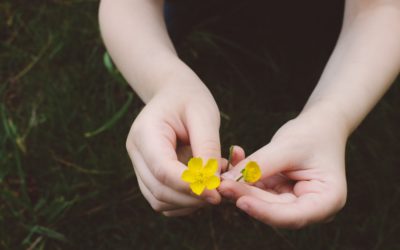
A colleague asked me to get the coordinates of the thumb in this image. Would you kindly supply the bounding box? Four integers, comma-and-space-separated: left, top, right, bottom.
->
221, 142, 292, 181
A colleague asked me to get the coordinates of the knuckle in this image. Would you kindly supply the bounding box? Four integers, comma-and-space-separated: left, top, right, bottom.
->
150, 201, 165, 212
162, 211, 175, 217
338, 198, 346, 210
153, 166, 167, 184
130, 116, 150, 146
130, 126, 143, 146
152, 188, 165, 202
331, 188, 347, 212
125, 137, 133, 152
336, 193, 347, 210
198, 139, 220, 157
130, 123, 140, 135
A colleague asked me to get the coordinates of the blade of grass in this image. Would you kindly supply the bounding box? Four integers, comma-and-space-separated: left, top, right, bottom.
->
26, 236, 43, 250
7, 35, 52, 83
1, 105, 13, 139
23, 225, 68, 245
0, 105, 29, 202
52, 152, 114, 175
103, 51, 115, 75
84, 92, 133, 138
103, 51, 128, 86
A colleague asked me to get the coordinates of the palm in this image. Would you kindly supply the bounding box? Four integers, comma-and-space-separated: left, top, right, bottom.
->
220, 117, 347, 228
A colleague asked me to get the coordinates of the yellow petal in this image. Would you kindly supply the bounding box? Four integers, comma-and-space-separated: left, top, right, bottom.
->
188, 157, 202, 172
181, 169, 196, 183
190, 182, 206, 195
203, 158, 218, 176
243, 161, 262, 183
205, 175, 220, 190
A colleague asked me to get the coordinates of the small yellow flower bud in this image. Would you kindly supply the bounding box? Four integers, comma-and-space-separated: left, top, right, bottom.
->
241, 161, 262, 183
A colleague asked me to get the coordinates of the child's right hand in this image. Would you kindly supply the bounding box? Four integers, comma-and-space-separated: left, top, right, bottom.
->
126, 83, 223, 216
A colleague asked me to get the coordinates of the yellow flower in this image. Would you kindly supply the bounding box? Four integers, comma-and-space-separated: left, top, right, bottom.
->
181, 157, 220, 195
241, 161, 262, 183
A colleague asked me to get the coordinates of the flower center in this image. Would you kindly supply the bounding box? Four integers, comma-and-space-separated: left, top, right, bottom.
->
195, 172, 206, 183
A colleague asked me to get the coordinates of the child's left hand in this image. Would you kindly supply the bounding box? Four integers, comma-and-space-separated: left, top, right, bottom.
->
219, 108, 349, 229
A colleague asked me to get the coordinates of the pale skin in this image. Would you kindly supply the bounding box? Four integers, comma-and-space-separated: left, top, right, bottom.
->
99, 0, 400, 227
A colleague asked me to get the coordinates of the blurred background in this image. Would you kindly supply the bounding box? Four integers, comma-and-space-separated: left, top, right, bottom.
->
1, 0, 400, 249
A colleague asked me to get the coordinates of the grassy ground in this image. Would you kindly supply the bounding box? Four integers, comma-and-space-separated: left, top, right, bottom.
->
1, 0, 400, 249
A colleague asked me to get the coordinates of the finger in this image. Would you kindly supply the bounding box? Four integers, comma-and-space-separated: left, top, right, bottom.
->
236, 190, 341, 229
255, 174, 295, 194
162, 207, 199, 217
222, 143, 294, 181
137, 177, 178, 212
219, 180, 296, 203
129, 147, 206, 207
176, 144, 193, 164
132, 122, 220, 204
220, 158, 229, 173
140, 177, 207, 215
229, 145, 245, 167
184, 107, 223, 201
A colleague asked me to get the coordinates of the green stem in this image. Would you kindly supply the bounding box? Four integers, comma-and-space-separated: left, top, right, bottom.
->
84, 92, 133, 138
235, 175, 243, 182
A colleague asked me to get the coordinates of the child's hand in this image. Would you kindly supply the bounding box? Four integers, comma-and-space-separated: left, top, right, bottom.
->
126, 83, 223, 216
220, 110, 348, 228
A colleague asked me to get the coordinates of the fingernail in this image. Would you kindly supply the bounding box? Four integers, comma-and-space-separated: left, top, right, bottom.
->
237, 201, 248, 211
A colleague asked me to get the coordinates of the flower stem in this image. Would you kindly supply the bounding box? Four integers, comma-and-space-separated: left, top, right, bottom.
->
226, 145, 234, 173
235, 175, 243, 182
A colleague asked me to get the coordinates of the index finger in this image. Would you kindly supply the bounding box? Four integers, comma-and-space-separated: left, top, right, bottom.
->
131, 121, 221, 203
221, 143, 293, 181
235, 181, 345, 229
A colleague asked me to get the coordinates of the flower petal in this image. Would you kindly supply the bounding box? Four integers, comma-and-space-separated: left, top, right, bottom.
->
243, 161, 262, 183
203, 158, 218, 177
188, 157, 202, 172
205, 175, 220, 190
181, 169, 196, 183
190, 182, 206, 195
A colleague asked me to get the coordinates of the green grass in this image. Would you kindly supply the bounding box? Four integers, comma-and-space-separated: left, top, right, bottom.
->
1, 0, 400, 249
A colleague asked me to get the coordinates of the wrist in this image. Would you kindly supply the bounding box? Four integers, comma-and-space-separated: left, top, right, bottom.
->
142, 60, 209, 104
148, 74, 219, 117
298, 100, 351, 139
153, 77, 213, 104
